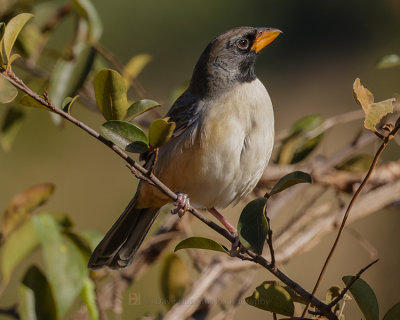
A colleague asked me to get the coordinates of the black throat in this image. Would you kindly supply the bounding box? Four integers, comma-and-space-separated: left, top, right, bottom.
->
189, 43, 257, 99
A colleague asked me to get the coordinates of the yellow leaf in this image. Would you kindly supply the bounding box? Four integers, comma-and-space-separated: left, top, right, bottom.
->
149, 118, 176, 148
3, 13, 34, 62
353, 78, 394, 132
20, 94, 50, 111
7, 53, 21, 66
94, 68, 129, 120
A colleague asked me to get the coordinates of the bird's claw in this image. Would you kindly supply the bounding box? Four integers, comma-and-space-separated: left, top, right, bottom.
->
171, 193, 190, 218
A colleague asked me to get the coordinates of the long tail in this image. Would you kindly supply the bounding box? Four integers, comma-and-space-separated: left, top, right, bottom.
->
88, 196, 159, 270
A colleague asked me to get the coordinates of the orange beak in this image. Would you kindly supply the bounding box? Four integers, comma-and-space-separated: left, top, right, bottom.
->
251, 28, 282, 53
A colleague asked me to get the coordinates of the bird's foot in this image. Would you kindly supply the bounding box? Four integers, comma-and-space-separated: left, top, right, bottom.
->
171, 192, 190, 218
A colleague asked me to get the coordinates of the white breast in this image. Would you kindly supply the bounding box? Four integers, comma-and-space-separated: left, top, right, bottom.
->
156, 79, 274, 209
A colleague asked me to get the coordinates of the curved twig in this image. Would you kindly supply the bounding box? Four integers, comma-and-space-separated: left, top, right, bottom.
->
301, 119, 400, 317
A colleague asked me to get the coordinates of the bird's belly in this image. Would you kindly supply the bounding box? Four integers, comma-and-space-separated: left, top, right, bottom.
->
162, 106, 273, 207
139, 80, 274, 210
187, 119, 273, 208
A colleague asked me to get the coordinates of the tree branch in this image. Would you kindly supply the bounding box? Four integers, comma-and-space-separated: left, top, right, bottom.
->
0, 67, 336, 319
301, 118, 400, 317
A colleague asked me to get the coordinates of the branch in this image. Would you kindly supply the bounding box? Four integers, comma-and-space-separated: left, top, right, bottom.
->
328, 259, 379, 309
301, 118, 400, 317
0, 66, 337, 319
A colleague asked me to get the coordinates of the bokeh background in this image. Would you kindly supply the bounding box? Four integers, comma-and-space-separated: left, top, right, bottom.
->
1, 0, 400, 319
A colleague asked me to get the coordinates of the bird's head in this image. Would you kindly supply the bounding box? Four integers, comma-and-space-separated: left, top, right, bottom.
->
189, 27, 281, 98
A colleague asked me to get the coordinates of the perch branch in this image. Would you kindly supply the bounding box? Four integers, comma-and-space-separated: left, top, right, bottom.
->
0, 68, 336, 318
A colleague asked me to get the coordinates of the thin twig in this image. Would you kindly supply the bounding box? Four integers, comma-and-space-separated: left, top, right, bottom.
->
328, 259, 379, 309
41, 2, 73, 33
301, 119, 400, 317
266, 216, 275, 267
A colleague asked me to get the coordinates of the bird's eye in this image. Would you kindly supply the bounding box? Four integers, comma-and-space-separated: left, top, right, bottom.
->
236, 38, 250, 50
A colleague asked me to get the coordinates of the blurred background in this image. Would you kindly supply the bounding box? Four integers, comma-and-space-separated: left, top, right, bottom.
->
1, 0, 400, 319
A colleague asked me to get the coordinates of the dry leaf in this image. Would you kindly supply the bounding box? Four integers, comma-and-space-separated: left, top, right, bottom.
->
353, 78, 395, 132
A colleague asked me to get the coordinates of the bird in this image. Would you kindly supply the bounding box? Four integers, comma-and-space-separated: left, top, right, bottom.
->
88, 26, 281, 270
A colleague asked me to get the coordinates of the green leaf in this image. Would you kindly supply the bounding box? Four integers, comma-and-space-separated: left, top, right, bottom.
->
125, 99, 160, 120
160, 253, 189, 308
94, 68, 129, 120
20, 94, 49, 111
19, 265, 58, 320
72, 0, 103, 41
383, 302, 400, 320
0, 105, 25, 151
336, 154, 373, 173
0, 183, 55, 241
245, 282, 294, 316
342, 276, 379, 320
277, 115, 324, 164
33, 213, 87, 315
237, 198, 268, 255
123, 54, 152, 86
149, 118, 176, 148
80, 277, 99, 320
353, 78, 394, 132
101, 120, 149, 153
8, 53, 21, 65
62, 95, 80, 114
0, 75, 18, 103
48, 19, 95, 125
1, 220, 40, 283
3, 13, 34, 62
377, 54, 400, 69
268, 171, 312, 197
282, 285, 307, 305
174, 236, 228, 253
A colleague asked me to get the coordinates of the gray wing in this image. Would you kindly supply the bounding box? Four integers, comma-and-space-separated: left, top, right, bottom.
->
140, 90, 202, 162
166, 90, 203, 138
